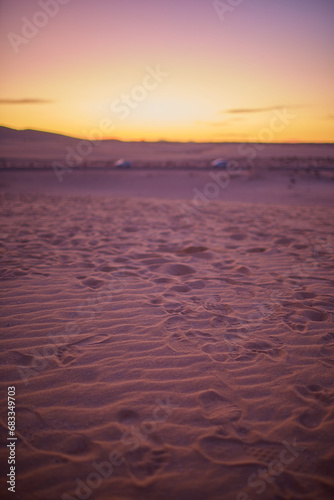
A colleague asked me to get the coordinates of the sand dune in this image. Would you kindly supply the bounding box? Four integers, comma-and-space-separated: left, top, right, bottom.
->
0, 170, 334, 499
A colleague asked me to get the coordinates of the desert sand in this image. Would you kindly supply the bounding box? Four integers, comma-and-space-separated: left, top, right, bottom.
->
1, 155, 334, 500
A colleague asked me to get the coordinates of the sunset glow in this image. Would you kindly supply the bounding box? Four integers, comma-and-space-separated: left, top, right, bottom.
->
1, 0, 333, 142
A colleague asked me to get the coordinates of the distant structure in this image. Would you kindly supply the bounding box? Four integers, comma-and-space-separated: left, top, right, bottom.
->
114, 159, 132, 169
210, 158, 227, 169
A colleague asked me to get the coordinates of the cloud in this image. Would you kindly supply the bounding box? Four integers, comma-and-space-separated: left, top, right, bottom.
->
223, 105, 298, 114
0, 98, 54, 105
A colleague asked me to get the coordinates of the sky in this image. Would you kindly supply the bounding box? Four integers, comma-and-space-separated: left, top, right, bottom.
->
0, 0, 333, 142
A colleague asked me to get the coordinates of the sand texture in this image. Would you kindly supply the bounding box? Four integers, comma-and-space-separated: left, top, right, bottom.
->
1, 173, 334, 499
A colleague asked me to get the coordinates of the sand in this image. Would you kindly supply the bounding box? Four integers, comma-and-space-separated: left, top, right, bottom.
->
0, 165, 334, 500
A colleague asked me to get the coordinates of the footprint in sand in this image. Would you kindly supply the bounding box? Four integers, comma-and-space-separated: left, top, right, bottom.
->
233, 287, 255, 299
200, 434, 313, 477
294, 384, 332, 428
297, 407, 327, 429
187, 279, 206, 289
163, 315, 187, 332
283, 306, 327, 332
201, 343, 228, 363
81, 277, 105, 289
30, 431, 93, 456
283, 311, 308, 332
225, 336, 283, 361
125, 445, 169, 483
198, 390, 242, 423
148, 297, 164, 305
243, 339, 283, 359
301, 308, 328, 322
16, 408, 47, 440
186, 330, 216, 343
203, 296, 233, 315
209, 315, 230, 328
235, 266, 252, 276
167, 331, 193, 352
198, 435, 281, 466
162, 263, 196, 276
5, 350, 35, 366
163, 301, 187, 314
294, 291, 316, 300
246, 247, 266, 253
55, 334, 110, 363
321, 331, 334, 344
167, 329, 216, 352
178, 245, 208, 254
56, 345, 80, 365
153, 277, 173, 286
295, 384, 334, 406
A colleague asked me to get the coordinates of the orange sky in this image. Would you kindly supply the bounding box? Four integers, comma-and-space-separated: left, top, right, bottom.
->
0, 0, 333, 142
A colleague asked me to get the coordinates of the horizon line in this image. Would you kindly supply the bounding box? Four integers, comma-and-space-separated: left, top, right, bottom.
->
0, 125, 333, 146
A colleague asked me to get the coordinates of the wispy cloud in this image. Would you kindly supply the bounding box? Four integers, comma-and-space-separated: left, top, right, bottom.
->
223, 105, 298, 114
0, 98, 54, 105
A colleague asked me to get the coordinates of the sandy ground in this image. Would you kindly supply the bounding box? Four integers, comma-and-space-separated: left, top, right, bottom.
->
1, 131, 334, 163
1, 167, 334, 206
0, 166, 334, 500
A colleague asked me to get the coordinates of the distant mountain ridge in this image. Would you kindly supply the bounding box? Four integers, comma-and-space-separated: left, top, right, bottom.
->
1, 126, 333, 146
0, 126, 79, 142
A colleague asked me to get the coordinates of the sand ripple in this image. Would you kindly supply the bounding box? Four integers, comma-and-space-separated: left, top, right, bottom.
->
0, 193, 334, 499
